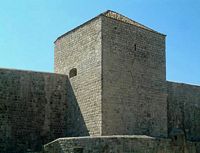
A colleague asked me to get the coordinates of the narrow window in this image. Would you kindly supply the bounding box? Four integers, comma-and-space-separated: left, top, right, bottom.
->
69, 68, 77, 78
134, 44, 137, 51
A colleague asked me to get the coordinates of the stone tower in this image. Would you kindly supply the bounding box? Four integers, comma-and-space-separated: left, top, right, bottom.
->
54, 10, 167, 138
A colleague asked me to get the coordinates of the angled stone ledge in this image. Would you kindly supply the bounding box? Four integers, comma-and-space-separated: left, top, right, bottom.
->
44, 135, 200, 153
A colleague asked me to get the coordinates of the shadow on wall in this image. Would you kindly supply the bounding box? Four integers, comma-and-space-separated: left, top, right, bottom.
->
65, 77, 89, 136
0, 70, 89, 153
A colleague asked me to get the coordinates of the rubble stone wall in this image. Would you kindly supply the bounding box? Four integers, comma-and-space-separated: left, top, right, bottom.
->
167, 81, 200, 141
0, 68, 68, 153
44, 136, 199, 153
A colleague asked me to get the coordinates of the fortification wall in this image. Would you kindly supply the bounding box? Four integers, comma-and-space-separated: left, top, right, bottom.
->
0, 68, 68, 153
54, 17, 102, 136
44, 136, 200, 153
167, 81, 200, 141
101, 15, 167, 137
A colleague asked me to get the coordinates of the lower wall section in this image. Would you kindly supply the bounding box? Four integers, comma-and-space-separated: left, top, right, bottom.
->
44, 135, 200, 153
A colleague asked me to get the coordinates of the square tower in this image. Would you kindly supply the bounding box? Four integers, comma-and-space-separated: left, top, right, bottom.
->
54, 10, 167, 137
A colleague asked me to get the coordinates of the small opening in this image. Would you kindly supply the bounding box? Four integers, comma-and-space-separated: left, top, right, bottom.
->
174, 136, 177, 140
73, 148, 83, 153
134, 44, 137, 51
69, 68, 77, 78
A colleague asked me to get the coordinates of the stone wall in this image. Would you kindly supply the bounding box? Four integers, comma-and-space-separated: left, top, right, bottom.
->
101, 15, 167, 137
0, 68, 68, 153
167, 81, 200, 141
44, 135, 199, 153
54, 17, 102, 136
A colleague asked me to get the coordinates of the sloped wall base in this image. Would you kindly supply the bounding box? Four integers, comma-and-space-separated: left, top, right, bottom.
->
44, 135, 200, 153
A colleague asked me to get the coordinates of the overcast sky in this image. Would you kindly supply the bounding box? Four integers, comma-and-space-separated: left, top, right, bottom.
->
0, 0, 200, 85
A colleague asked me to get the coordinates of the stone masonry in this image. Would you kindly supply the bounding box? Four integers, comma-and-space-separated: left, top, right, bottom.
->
167, 82, 200, 141
101, 11, 167, 137
0, 10, 200, 153
0, 69, 68, 152
55, 17, 102, 136
44, 136, 200, 153
54, 10, 167, 138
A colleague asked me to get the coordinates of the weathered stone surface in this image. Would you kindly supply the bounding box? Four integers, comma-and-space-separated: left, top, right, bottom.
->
44, 135, 199, 153
54, 11, 168, 138
167, 81, 200, 141
101, 14, 167, 138
0, 68, 68, 153
54, 17, 102, 136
